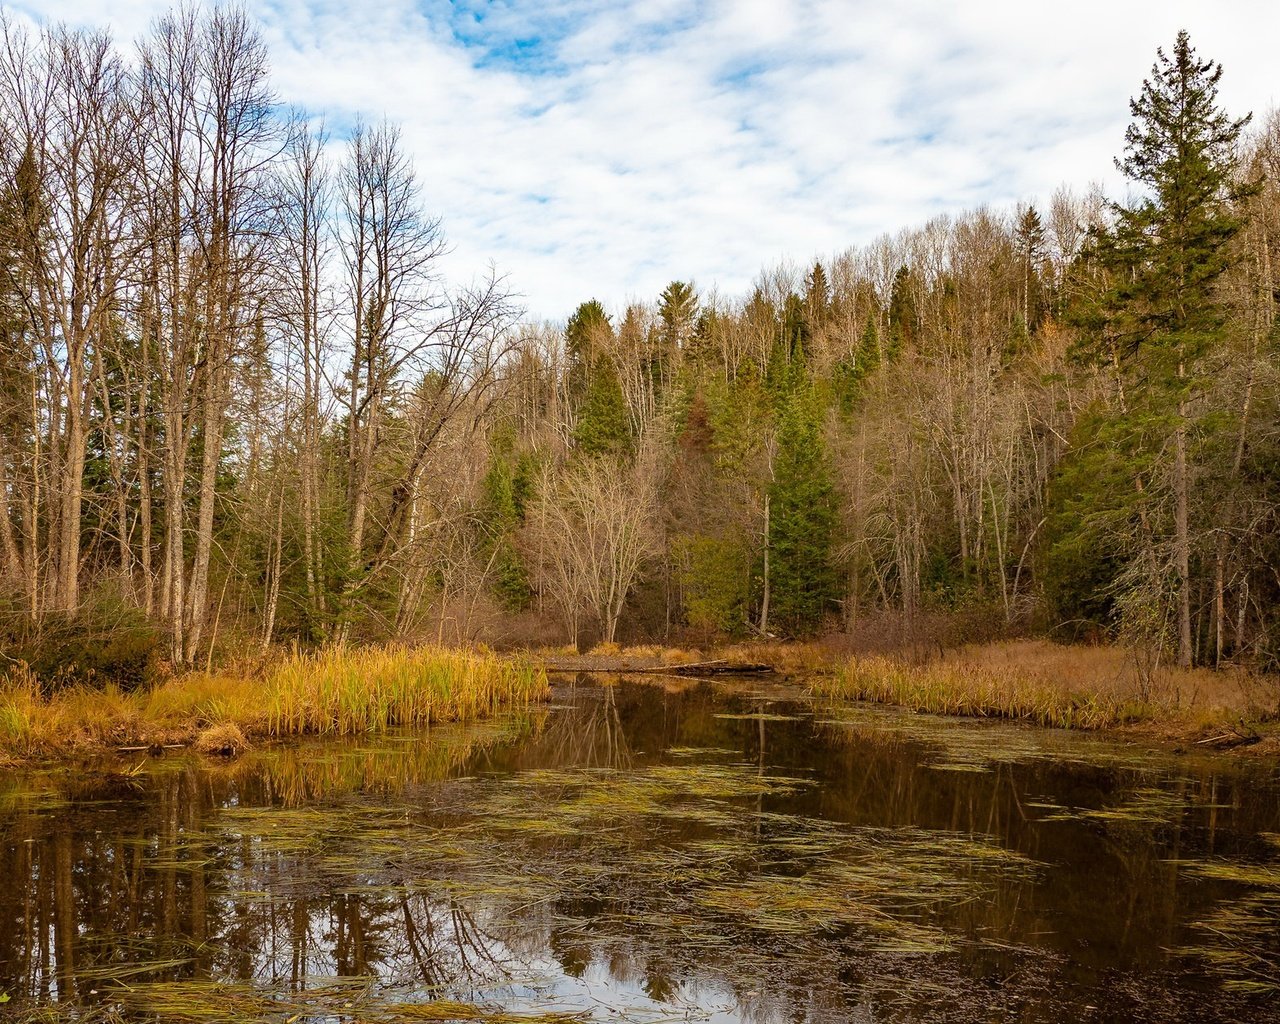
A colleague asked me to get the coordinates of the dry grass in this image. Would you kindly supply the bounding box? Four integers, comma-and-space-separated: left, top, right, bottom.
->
263, 645, 547, 736
192, 722, 248, 756
0, 645, 549, 759
815, 640, 1273, 731
720, 640, 841, 675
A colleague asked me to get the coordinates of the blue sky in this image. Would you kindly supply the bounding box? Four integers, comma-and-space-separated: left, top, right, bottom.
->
11, 0, 1280, 319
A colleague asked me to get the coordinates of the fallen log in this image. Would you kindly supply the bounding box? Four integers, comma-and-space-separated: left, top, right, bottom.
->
542, 657, 774, 676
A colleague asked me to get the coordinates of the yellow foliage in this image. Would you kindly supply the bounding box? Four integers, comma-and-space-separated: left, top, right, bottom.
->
0, 646, 549, 758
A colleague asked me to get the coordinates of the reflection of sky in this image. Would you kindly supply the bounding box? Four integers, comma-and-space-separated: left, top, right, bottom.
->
480, 958, 749, 1023
4, 681, 1280, 1021
188, 883, 776, 1021
9, 1, 1280, 318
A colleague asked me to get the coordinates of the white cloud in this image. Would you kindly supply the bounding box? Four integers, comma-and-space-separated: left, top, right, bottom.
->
10, 0, 1280, 319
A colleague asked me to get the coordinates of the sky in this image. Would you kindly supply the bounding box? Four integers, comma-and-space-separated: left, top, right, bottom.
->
9, 0, 1280, 320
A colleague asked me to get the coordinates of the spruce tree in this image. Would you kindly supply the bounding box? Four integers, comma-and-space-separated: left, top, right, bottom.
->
767, 386, 837, 635
565, 300, 611, 403
887, 265, 916, 360
1095, 30, 1252, 665
573, 357, 631, 457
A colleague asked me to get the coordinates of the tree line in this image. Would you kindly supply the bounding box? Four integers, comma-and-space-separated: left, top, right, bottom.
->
1, 13, 1277, 675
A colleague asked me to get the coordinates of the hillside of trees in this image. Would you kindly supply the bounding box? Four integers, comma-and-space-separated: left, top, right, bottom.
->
1, 11, 1278, 679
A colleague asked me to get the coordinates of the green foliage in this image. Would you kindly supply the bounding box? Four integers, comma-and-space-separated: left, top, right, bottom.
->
767, 386, 837, 635
658, 280, 698, 347
781, 292, 811, 363
1090, 31, 1252, 387
1060, 31, 1254, 661
803, 260, 830, 326
2, 588, 161, 692
573, 357, 632, 457
566, 299, 612, 401
479, 432, 533, 611
676, 535, 749, 635
1040, 409, 1150, 633
887, 265, 916, 360
832, 316, 881, 415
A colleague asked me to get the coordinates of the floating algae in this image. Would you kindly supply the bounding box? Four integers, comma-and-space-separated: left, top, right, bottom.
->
1176, 833, 1280, 994
6, 977, 590, 1024
4, 677, 1279, 1024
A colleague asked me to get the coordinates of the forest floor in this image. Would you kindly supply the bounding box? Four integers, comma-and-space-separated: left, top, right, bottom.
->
537, 638, 1280, 755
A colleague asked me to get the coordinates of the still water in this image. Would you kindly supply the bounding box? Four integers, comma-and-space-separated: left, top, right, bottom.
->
2, 675, 1279, 1022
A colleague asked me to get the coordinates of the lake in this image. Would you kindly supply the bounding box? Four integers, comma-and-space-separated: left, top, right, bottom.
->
2, 674, 1278, 1022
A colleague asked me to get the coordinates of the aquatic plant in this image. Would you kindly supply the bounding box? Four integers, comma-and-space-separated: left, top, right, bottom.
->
1178, 833, 1280, 994
815, 653, 1156, 729
261, 645, 548, 736
0, 646, 549, 756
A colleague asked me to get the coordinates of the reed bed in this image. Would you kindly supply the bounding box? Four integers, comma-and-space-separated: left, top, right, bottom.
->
815, 652, 1154, 730
0, 645, 549, 757
262, 645, 548, 736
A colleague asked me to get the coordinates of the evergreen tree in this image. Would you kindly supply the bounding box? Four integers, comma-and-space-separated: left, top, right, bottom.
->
480, 429, 532, 610
803, 260, 830, 328
887, 265, 916, 360
565, 299, 611, 402
780, 292, 810, 363
1015, 204, 1047, 333
767, 386, 837, 635
573, 357, 631, 457
1091, 29, 1253, 665
658, 280, 698, 347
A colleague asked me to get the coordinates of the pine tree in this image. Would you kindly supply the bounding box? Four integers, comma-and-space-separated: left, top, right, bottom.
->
767, 386, 837, 635
1094, 30, 1253, 666
573, 357, 631, 457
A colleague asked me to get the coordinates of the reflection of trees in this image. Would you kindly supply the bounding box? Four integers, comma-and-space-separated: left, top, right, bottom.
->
521, 677, 635, 769
2, 683, 1279, 1023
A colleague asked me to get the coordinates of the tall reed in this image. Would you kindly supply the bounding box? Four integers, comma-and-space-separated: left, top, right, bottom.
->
0, 645, 549, 757
814, 655, 1153, 730
262, 645, 548, 736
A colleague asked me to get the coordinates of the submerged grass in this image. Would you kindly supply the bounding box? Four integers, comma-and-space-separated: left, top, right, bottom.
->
1178, 833, 1280, 993
0, 646, 549, 758
8, 979, 588, 1023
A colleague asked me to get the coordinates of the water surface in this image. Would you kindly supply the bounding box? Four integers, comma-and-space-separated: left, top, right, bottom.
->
2, 675, 1279, 1022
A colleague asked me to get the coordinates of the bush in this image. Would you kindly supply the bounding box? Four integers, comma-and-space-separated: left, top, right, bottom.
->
1, 591, 161, 693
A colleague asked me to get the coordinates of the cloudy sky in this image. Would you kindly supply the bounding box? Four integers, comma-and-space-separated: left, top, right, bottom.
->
11, 0, 1280, 318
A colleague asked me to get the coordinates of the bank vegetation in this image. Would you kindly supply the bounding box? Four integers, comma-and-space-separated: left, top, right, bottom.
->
0, 13, 1277, 702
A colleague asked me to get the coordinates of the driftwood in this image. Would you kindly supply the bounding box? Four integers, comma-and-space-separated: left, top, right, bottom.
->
1194, 731, 1261, 749
542, 657, 774, 676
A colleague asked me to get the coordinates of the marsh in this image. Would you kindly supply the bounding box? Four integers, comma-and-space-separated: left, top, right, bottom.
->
2, 676, 1278, 1023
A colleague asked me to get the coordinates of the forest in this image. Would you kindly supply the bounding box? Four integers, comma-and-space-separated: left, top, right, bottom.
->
1, 9, 1278, 683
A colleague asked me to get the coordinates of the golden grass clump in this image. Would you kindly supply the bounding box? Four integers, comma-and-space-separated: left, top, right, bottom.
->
262, 645, 549, 736
0, 645, 549, 758
816, 652, 1147, 730
193, 722, 248, 757
721, 640, 839, 675
815, 640, 1269, 731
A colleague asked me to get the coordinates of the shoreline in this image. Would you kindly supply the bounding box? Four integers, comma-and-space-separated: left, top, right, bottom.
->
536, 638, 1280, 755
0, 645, 549, 767
3, 638, 1276, 768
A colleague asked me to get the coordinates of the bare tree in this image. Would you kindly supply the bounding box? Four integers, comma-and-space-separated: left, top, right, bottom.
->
524, 452, 659, 647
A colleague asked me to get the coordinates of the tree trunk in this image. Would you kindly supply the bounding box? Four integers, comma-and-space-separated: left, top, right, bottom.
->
1174, 405, 1192, 668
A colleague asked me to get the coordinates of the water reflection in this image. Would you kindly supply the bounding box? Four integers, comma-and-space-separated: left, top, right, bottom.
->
1, 676, 1279, 1023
